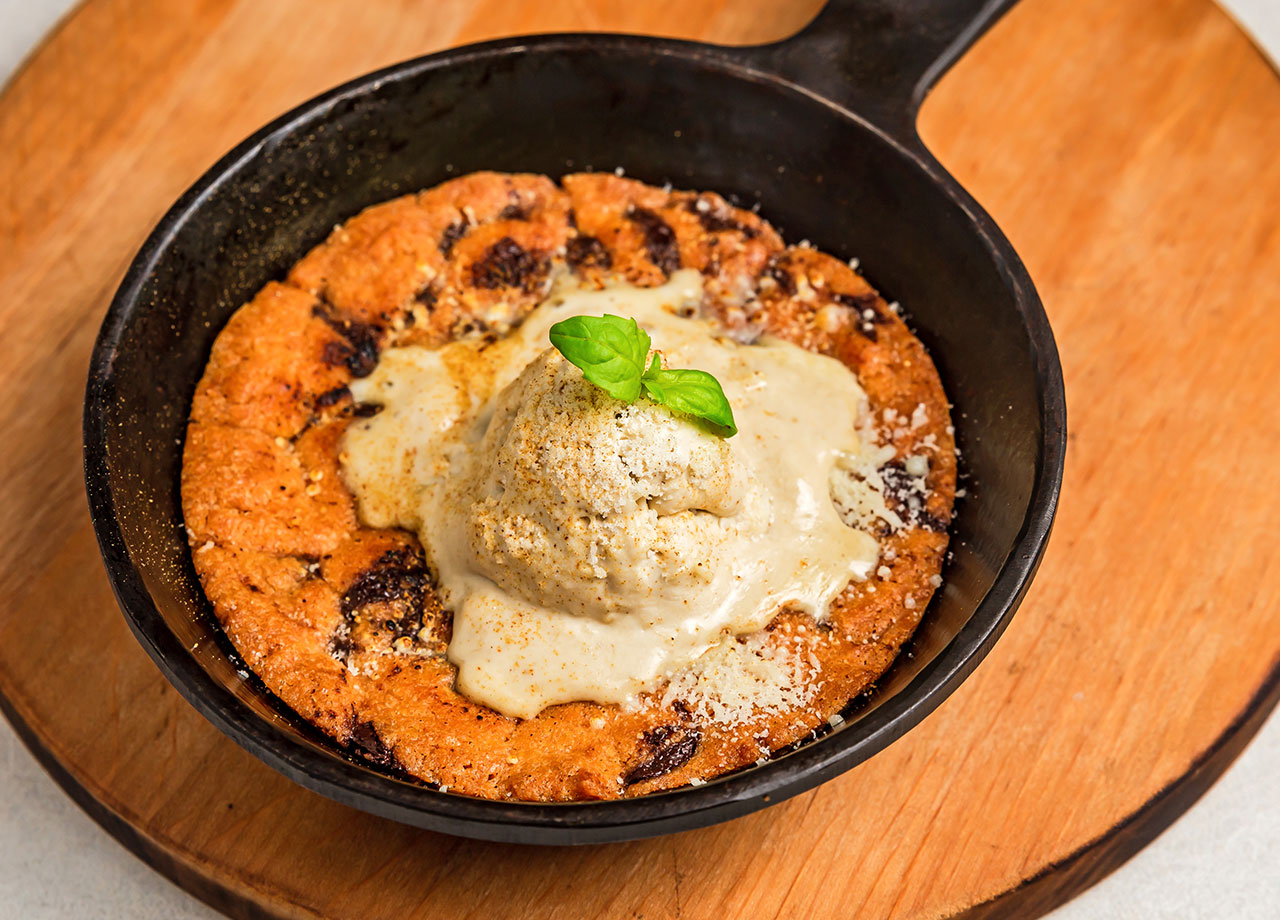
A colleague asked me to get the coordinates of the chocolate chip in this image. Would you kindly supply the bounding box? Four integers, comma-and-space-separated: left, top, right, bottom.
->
626, 205, 680, 275
312, 301, 382, 378
833, 292, 888, 341
879, 461, 914, 507
764, 260, 795, 296
344, 336, 379, 377
322, 341, 351, 368
450, 316, 497, 342
330, 548, 433, 663
917, 510, 951, 532
878, 460, 947, 532
702, 212, 757, 237
314, 386, 350, 409
349, 719, 396, 767
624, 724, 701, 785
470, 236, 550, 292
685, 198, 758, 237
496, 188, 532, 222
340, 548, 431, 639
321, 338, 377, 376
328, 624, 356, 658
439, 219, 468, 257
565, 235, 612, 272
833, 291, 881, 314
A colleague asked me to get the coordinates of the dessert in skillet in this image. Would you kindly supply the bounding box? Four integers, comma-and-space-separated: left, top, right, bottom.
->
181, 171, 956, 800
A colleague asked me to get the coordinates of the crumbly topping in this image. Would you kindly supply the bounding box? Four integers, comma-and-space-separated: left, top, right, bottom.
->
660, 628, 824, 726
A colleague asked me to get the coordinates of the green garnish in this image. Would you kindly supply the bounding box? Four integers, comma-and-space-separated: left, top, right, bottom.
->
549, 314, 737, 437
546, 313, 651, 402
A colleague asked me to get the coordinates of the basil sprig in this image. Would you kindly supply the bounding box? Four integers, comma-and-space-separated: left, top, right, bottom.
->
549, 314, 738, 437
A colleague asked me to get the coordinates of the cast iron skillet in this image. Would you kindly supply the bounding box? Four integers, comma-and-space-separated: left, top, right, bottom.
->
84, 0, 1066, 844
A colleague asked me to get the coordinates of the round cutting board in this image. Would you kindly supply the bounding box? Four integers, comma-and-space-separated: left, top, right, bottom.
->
2, 0, 1278, 917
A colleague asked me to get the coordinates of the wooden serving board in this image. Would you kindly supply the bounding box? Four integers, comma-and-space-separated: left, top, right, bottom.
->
1, 0, 1277, 916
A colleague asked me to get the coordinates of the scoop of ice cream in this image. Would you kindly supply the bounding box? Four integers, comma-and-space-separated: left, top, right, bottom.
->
465, 348, 762, 621
342, 269, 883, 718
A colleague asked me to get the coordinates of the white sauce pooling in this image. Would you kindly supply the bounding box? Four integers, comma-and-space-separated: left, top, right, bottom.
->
342, 270, 886, 719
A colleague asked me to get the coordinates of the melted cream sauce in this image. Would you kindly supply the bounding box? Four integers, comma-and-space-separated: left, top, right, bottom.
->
342, 271, 882, 719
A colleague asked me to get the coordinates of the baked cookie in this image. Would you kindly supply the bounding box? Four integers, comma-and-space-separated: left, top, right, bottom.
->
182, 170, 956, 801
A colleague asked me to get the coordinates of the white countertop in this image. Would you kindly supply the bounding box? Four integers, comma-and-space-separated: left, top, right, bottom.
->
0, 2, 1276, 917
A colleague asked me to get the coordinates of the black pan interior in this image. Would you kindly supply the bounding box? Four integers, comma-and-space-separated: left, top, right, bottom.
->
86, 37, 1059, 843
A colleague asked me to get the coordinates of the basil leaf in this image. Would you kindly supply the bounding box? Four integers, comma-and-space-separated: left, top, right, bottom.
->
641, 367, 738, 437
548, 314, 739, 438
549, 314, 651, 402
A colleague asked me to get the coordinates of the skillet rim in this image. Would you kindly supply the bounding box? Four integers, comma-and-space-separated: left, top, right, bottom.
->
83, 32, 1066, 844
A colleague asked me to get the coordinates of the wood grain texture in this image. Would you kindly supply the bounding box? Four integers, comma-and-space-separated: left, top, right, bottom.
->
0, 0, 1278, 918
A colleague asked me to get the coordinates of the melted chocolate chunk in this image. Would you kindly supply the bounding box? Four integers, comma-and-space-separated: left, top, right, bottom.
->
624, 724, 701, 785
497, 189, 532, 221
833, 291, 881, 313
329, 548, 433, 664
879, 461, 914, 507
344, 336, 379, 377
439, 219, 468, 257
413, 286, 437, 309
879, 460, 946, 531
314, 386, 350, 409
328, 624, 356, 658
833, 291, 889, 342
764, 260, 796, 296
451, 316, 497, 343
349, 719, 396, 767
321, 341, 344, 365
470, 236, 550, 292
917, 510, 951, 532
626, 205, 680, 275
341, 548, 431, 639
313, 302, 381, 378
565, 234, 612, 272
685, 198, 758, 237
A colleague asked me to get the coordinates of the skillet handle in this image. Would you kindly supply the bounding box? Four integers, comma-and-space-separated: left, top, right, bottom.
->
734, 0, 1017, 143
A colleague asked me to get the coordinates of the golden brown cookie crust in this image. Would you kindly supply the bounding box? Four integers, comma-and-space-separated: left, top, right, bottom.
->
181, 171, 956, 801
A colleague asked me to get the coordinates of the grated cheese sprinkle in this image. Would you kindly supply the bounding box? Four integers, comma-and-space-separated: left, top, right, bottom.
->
660, 630, 824, 726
